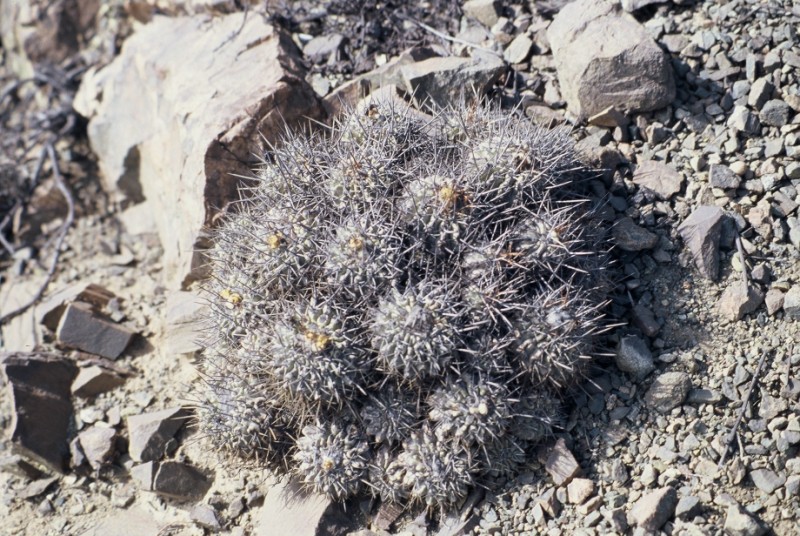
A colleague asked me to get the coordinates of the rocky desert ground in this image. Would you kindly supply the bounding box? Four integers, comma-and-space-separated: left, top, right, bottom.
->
1, 0, 799, 535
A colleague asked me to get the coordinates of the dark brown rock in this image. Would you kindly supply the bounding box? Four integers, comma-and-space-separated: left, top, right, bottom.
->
127, 406, 189, 463
37, 282, 116, 332
56, 302, 135, 359
1, 352, 78, 473
152, 461, 210, 500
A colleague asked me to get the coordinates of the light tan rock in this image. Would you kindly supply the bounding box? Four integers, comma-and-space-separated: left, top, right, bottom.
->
547, 0, 675, 118
74, 13, 325, 287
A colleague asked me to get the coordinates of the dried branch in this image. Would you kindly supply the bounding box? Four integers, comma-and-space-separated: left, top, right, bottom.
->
0, 141, 74, 325
717, 349, 770, 468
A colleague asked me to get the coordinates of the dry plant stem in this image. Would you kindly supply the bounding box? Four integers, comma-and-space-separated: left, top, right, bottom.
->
718, 349, 770, 468
735, 234, 748, 284
394, 13, 503, 58
0, 141, 74, 325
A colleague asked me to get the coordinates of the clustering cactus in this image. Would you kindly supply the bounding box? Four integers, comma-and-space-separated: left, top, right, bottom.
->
196, 97, 610, 509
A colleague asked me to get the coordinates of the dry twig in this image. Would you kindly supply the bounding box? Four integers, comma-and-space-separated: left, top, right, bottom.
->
717, 349, 770, 468
0, 141, 74, 325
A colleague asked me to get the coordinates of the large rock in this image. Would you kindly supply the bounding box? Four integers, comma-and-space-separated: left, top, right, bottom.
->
73, 13, 325, 287
1, 352, 78, 473
400, 55, 505, 109
547, 0, 675, 117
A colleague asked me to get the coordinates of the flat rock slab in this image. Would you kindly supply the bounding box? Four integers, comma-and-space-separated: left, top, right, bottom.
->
73, 13, 324, 287
127, 406, 189, 463
164, 291, 207, 356
255, 478, 358, 536
401, 55, 505, 109
37, 282, 116, 332
56, 302, 134, 359
677, 206, 725, 281
72, 364, 125, 397
547, 0, 675, 117
645, 371, 691, 413
632, 160, 683, 200
628, 487, 678, 532
1, 352, 78, 473
152, 461, 211, 500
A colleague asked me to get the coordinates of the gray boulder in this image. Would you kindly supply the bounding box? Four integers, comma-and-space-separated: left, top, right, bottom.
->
547, 0, 675, 118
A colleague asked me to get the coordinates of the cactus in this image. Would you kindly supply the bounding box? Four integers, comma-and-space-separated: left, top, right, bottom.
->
195, 96, 611, 510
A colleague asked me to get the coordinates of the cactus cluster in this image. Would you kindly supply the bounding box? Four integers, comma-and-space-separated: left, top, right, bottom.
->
196, 97, 610, 509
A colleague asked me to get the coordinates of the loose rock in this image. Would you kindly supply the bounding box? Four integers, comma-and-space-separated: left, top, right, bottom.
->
152, 461, 211, 500
56, 302, 135, 359
1, 352, 78, 472
547, 0, 675, 117
709, 164, 741, 190
612, 217, 659, 251
544, 438, 581, 486
77, 425, 117, 470
616, 335, 655, 380
644, 371, 691, 413
127, 406, 189, 463
677, 206, 725, 281
717, 282, 765, 322
632, 160, 683, 200
628, 487, 678, 532
72, 365, 125, 397
783, 285, 800, 319
401, 56, 505, 108
724, 503, 767, 536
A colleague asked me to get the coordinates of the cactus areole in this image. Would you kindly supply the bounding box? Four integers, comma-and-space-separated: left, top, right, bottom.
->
196, 98, 610, 509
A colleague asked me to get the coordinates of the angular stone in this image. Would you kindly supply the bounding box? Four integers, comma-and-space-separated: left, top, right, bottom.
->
255, 478, 358, 536
190, 504, 221, 530
547, 0, 675, 117
709, 164, 741, 190
401, 55, 505, 108
18, 476, 58, 500
717, 282, 765, 322
544, 438, 580, 486
1, 352, 78, 473
764, 289, 784, 316
78, 425, 117, 470
36, 282, 116, 332
504, 33, 533, 64
612, 217, 659, 251
675, 495, 702, 520
567, 478, 595, 505
152, 461, 211, 500
616, 335, 655, 380
748, 78, 774, 110
631, 304, 660, 337
56, 302, 134, 359
621, 0, 668, 11
0, 454, 44, 480
303, 33, 345, 63
783, 286, 800, 319
72, 365, 125, 397
760, 99, 791, 127
632, 160, 683, 200
587, 105, 629, 128
127, 406, 189, 463
628, 487, 677, 532
750, 468, 785, 494
724, 503, 767, 536
73, 14, 324, 287
727, 106, 761, 135
644, 372, 691, 413
130, 461, 156, 491
677, 206, 725, 281
462, 0, 501, 27
164, 291, 207, 356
